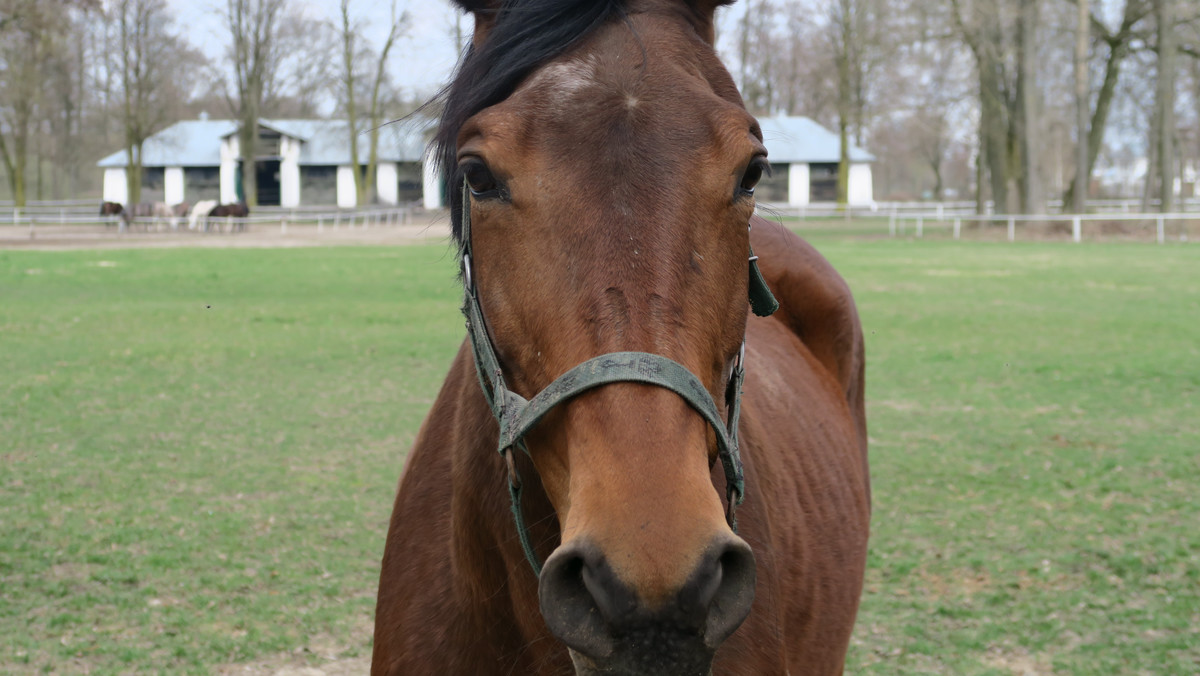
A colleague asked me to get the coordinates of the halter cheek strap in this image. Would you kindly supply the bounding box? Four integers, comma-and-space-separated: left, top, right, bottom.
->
459, 182, 777, 575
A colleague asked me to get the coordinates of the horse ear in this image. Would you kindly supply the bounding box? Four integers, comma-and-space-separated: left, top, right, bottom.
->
452, 0, 502, 48
682, 0, 736, 44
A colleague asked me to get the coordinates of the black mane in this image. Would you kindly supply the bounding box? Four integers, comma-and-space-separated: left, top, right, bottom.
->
435, 0, 629, 243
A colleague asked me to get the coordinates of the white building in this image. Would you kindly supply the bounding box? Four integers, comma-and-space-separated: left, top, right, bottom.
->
98, 114, 872, 210
97, 116, 436, 208
756, 116, 875, 206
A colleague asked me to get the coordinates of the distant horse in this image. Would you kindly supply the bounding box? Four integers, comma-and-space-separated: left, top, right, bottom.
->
187, 200, 219, 231
168, 202, 190, 231
208, 202, 250, 233
121, 203, 157, 231
99, 201, 124, 217
99, 202, 124, 229
372, 1, 870, 675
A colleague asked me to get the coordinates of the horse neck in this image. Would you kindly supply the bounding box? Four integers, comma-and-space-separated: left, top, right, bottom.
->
445, 346, 558, 640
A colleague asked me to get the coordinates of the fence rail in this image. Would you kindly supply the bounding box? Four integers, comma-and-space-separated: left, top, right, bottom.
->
0, 204, 419, 242
888, 211, 1198, 243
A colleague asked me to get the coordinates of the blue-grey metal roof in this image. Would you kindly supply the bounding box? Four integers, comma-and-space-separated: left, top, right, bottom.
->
758, 116, 875, 164
97, 119, 238, 168
97, 117, 433, 168
97, 115, 869, 168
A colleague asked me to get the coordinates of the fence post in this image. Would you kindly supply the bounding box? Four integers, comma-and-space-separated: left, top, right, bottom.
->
317, 216, 324, 233
953, 217, 961, 240
1072, 216, 1082, 243
28, 217, 35, 240
1157, 215, 1164, 244
1007, 217, 1015, 242
936, 203, 944, 221
59, 208, 65, 226
888, 210, 896, 237
334, 212, 341, 230
280, 215, 287, 234
916, 216, 924, 238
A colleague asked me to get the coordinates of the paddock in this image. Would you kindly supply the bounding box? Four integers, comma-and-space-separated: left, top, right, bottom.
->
1, 233, 1196, 674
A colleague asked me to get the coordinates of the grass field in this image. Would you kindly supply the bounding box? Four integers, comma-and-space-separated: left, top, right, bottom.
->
2, 236, 1197, 674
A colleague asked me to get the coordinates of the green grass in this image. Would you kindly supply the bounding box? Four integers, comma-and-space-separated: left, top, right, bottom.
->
2, 239, 1198, 674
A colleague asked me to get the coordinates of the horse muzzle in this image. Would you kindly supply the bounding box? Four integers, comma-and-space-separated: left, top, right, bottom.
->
539, 535, 756, 675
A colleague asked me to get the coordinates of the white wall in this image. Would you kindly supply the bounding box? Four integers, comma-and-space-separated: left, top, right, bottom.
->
422, 150, 442, 209
787, 162, 810, 206
376, 162, 399, 205
164, 167, 185, 205
219, 136, 238, 204
280, 137, 301, 207
103, 168, 128, 204
337, 166, 358, 208
848, 163, 874, 205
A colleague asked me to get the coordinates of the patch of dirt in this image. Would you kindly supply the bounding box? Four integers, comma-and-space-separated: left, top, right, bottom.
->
218, 655, 371, 676
984, 645, 1056, 675
0, 215, 450, 251
216, 617, 373, 676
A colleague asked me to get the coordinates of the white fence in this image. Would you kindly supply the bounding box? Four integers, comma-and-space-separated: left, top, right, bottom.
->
762, 197, 1200, 222
888, 211, 1196, 243
0, 204, 418, 242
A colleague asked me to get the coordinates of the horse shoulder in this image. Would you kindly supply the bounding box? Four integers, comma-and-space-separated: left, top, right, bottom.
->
749, 215, 868, 497
373, 342, 562, 674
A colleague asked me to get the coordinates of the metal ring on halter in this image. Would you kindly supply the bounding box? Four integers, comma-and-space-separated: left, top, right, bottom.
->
748, 255, 759, 263
735, 341, 746, 370
463, 253, 473, 290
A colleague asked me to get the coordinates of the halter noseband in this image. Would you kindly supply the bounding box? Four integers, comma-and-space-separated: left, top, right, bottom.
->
459, 182, 778, 574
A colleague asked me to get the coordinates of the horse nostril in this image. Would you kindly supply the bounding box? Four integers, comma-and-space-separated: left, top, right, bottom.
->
683, 536, 756, 649
539, 541, 622, 659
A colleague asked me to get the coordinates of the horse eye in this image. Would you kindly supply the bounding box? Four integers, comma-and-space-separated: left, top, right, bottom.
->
739, 159, 767, 195
463, 161, 499, 197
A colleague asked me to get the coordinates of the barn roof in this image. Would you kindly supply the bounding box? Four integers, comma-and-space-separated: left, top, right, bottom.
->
758, 116, 875, 164
96, 115, 869, 168
96, 117, 433, 168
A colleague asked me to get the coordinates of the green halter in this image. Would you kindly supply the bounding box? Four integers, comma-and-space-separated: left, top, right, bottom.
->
459, 182, 777, 574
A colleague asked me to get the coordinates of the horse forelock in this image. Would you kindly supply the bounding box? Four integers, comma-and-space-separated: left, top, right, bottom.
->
434, 0, 630, 248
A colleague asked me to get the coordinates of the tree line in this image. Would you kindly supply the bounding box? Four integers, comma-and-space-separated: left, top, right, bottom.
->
0, 0, 412, 208
729, 0, 1200, 213
3, 0, 1199, 212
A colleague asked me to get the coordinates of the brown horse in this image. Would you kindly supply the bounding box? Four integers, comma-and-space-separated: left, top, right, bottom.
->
208, 202, 250, 232
373, 1, 870, 674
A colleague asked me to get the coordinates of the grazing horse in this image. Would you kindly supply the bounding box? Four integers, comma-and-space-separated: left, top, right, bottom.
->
188, 200, 219, 231
209, 202, 250, 232
373, 1, 870, 674
99, 201, 124, 217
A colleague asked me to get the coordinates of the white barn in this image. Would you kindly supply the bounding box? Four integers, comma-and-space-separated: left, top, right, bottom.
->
97, 115, 436, 208
756, 116, 875, 206
98, 114, 872, 210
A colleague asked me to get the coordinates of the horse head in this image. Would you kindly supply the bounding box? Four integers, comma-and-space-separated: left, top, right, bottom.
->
442, 0, 765, 672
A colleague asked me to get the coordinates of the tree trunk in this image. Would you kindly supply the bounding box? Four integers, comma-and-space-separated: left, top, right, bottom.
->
835, 0, 852, 206
240, 109, 258, 207
1017, 0, 1042, 214
1155, 0, 1175, 212
1064, 36, 1128, 209
341, 0, 363, 206
1073, 0, 1090, 213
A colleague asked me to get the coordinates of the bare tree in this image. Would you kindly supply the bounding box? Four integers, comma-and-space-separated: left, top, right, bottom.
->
0, 0, 54, 206
950, 0, 1043, 214
111, 0, 178, 206
1063, 0, 1152, 208
225, 0, 288, 207
1155, 0, 1175, 211
1072, 0, 1090, 212
339, 0, 408, 205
